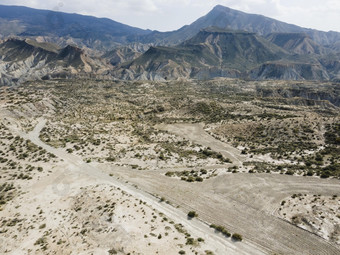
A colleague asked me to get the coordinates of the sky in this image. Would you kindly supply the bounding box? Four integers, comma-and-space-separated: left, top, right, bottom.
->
1, 0, 340, 32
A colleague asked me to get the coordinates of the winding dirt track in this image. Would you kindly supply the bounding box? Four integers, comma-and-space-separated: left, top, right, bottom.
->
17, 119, 266, 255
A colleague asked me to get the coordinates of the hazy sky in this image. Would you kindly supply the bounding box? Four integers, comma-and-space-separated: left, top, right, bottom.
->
1, 0, 340, 32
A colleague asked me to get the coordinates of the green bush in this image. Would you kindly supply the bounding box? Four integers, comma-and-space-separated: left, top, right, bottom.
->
285, 170, 294, 175
186, 237, 195, 245
187, 211, 198, 218
232, 233, 243, 241
195, 176, 203, 182
210, 224, 231, 237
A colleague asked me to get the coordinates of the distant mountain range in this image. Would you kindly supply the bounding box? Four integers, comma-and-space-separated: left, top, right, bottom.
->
0, 5, 151, 50
0, 4, 340, 84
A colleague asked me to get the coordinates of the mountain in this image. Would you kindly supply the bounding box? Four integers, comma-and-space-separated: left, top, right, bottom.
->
137, 5, 340, 47
115, 27, 340, 81
2, 4, 340, 51
114, 27, 289, 80
181, 27, 287, 70
0, 5, 152, 50
0, 38, 109, 85
1, 4, 340, 83
1, 4, 340, 52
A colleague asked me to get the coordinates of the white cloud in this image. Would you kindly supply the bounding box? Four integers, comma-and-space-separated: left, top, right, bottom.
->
0, 0, 340, 32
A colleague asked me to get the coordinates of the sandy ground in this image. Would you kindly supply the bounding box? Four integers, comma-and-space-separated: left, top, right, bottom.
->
1, 108, 339, 254
124, 122, 340, 255
0, 118, 265, 255
156, 123, 245, 167
278, 194, 340, 245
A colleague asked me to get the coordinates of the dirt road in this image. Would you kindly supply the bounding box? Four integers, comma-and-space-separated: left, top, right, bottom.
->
9, 119, 340, 255
17, 118, 266, 255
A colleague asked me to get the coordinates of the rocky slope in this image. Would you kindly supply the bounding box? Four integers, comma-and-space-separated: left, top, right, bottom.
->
266, 33, 329, 55
115, 27, 340, 81
0, 38, 109, 85
103, 43, 150, 66
249, 61, 330, 81
114, 27, 288, 80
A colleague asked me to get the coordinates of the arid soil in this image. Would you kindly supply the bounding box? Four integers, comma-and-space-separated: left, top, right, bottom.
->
1, 79, 339, 255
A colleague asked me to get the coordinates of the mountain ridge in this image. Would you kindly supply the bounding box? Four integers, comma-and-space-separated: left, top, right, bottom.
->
0, 4, 152, 50
1, 4, 340, 83
1, 4, 340, 49
114, 27, 290, 80
0, 38, 110, 85
135, 5, 340, 47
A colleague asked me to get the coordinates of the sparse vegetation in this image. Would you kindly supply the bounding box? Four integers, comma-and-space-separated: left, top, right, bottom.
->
0, 78, 339, 255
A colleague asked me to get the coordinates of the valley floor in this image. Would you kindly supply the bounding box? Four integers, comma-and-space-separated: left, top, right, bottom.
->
0, 78, 339, 255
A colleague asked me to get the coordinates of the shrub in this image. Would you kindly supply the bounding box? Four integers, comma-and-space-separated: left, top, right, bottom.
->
106, 156, 115, 162
159, 152, 165, 160
195, 176, 203, 182
186, 176, 195, 182
320, 171, 330, 178
108, 248, 118, 254
306, 170, 314, 176
232, 233, 243, 241
200, 169, 207, 174
34, 237, 46, 245
186, 237, 195, 245
187, 211, 197, 218
165, 171, 174, 177
285, 170, 294, 175
39, 224, 46, 229
210, 224, 231, 237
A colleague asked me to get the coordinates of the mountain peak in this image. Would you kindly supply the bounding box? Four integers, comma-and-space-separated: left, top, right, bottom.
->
212, 5, 232, 12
